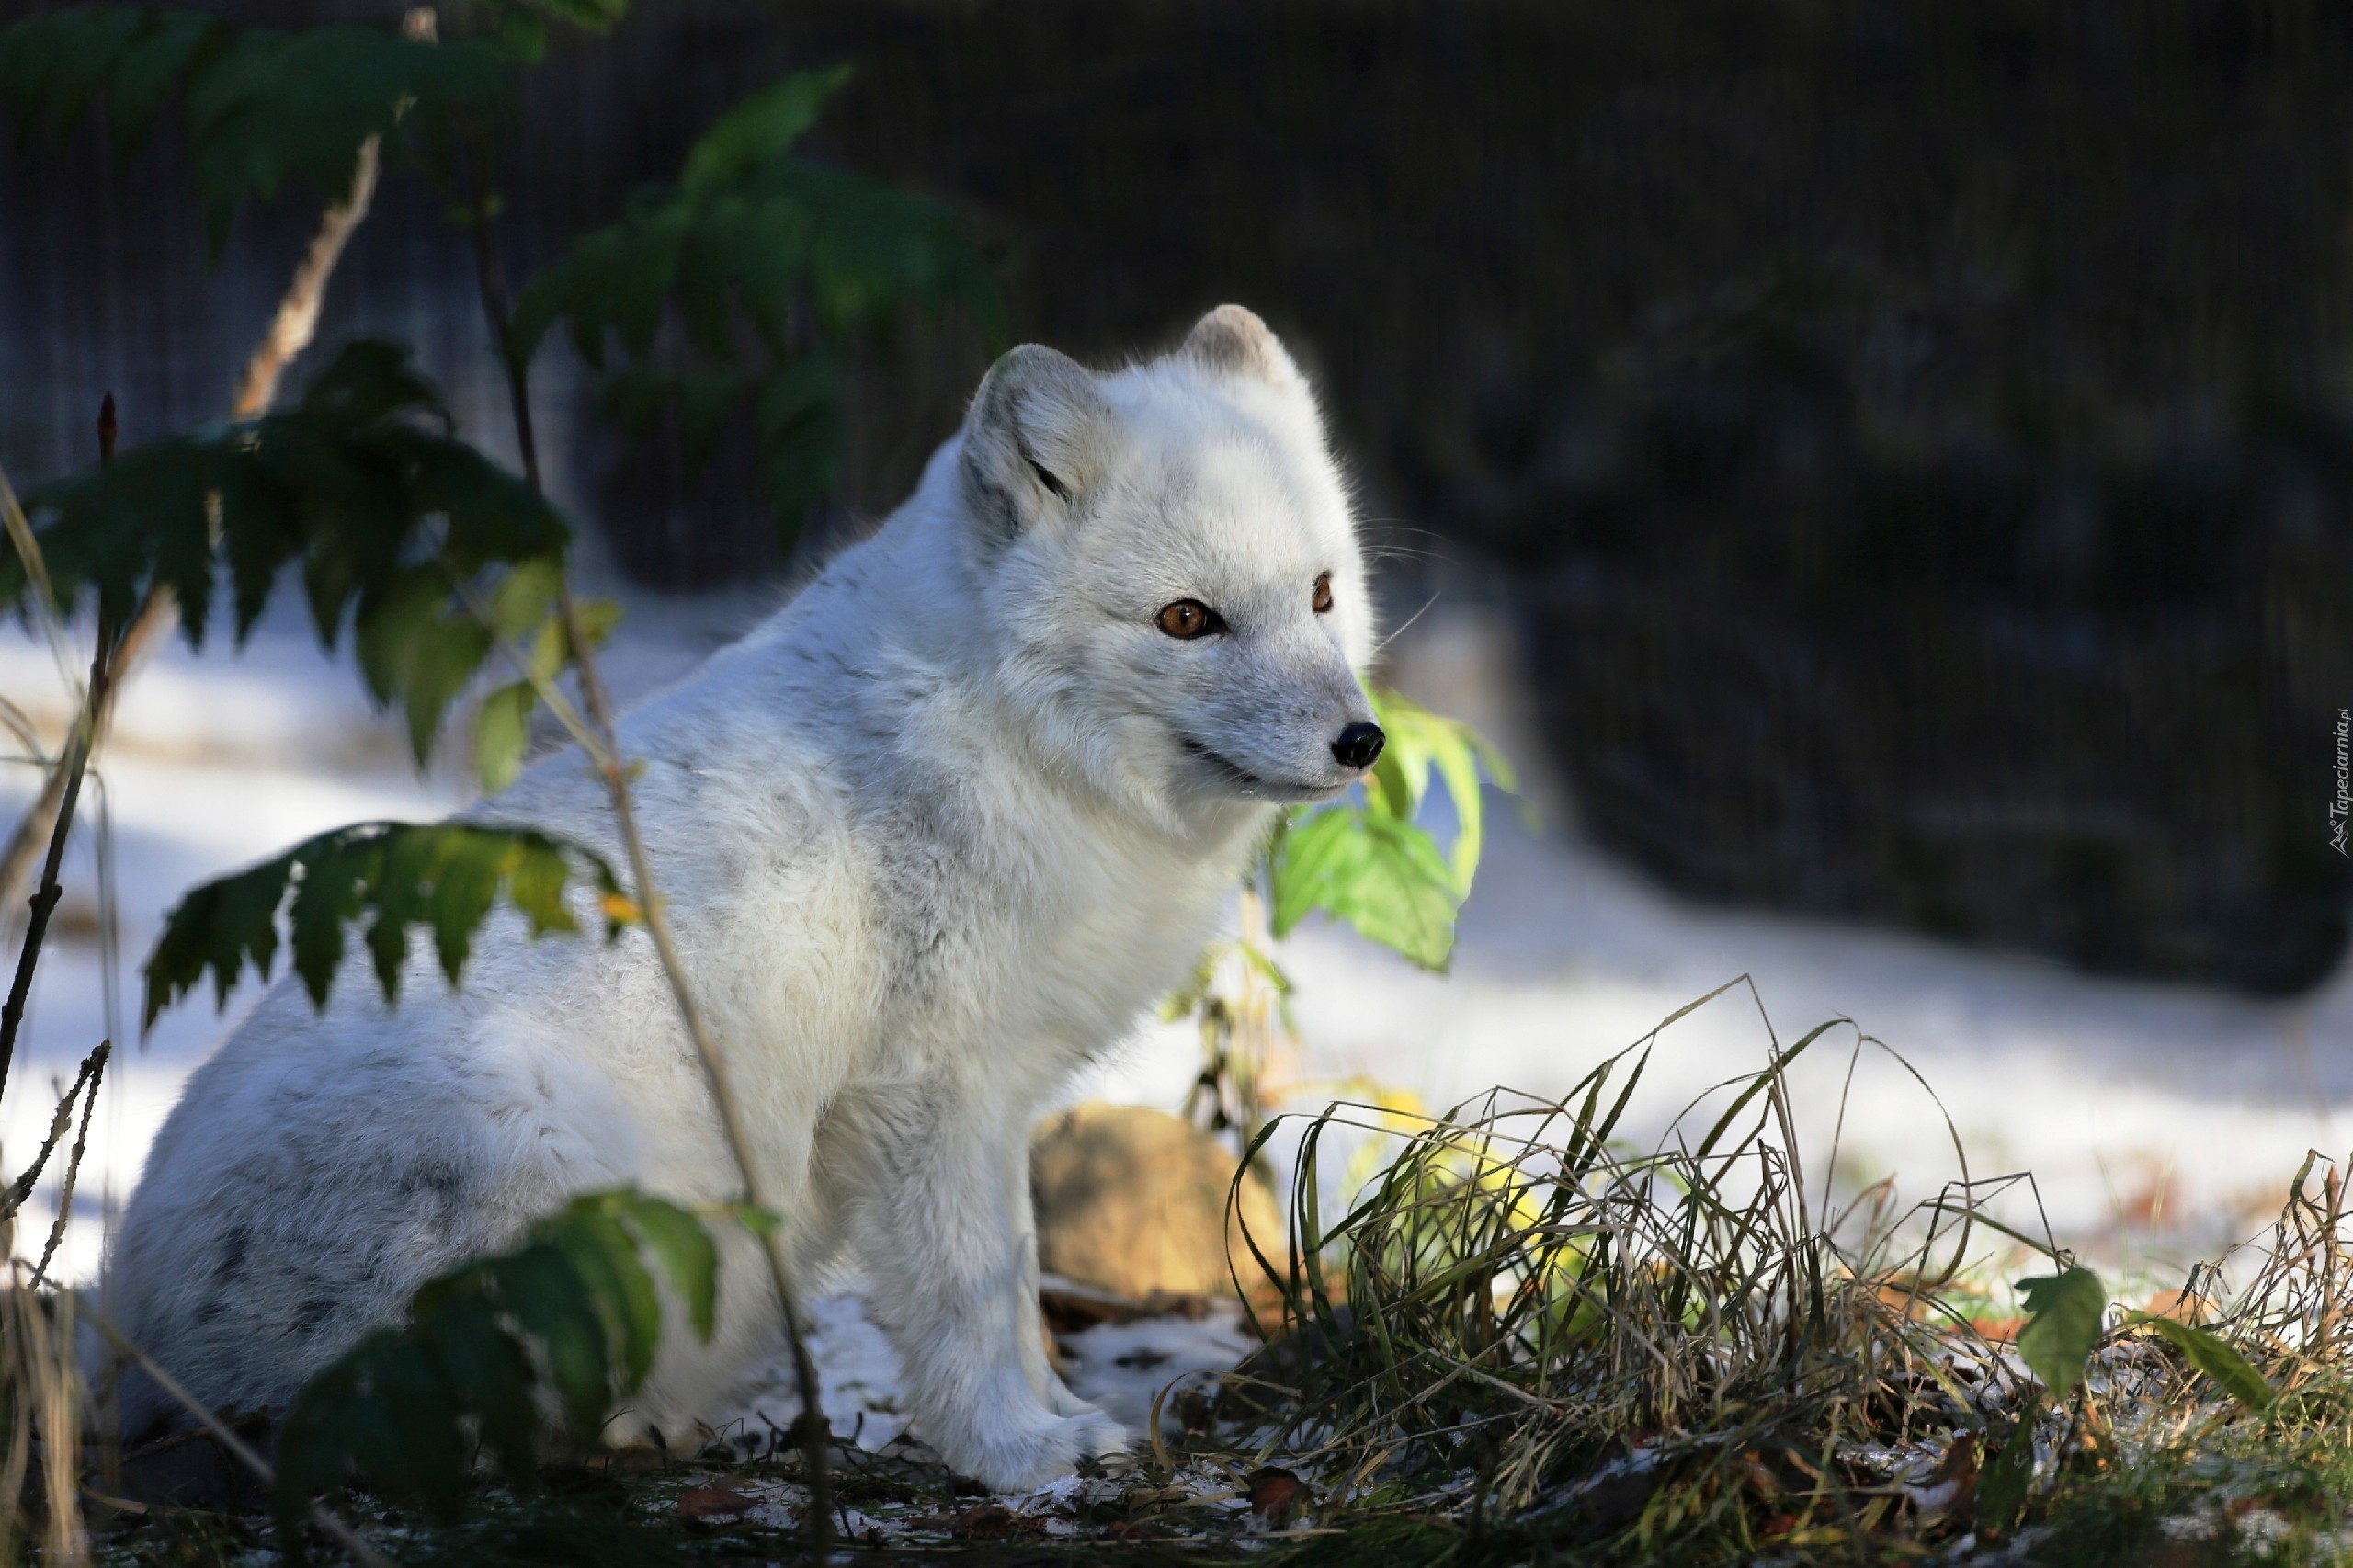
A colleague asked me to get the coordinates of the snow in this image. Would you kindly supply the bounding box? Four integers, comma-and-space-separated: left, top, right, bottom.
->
2, 582, 2348, 1426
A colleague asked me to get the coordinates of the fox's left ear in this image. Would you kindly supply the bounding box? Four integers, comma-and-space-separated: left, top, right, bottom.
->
959, 344, 1117, 544
1181, 304, 1308, 393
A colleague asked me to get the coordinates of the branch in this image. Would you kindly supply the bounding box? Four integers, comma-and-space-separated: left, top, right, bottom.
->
234, 138, 381, 421
0, 1039, 108, 1221
0, 403, 119, 1110
30, 1031, 108, 1289
464, 160, 835, 1547
0, 129, 384, 917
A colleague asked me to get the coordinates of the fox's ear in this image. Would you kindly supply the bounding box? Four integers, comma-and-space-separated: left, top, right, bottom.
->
959, 344, 1116, 542
1181, 304, 1305, 392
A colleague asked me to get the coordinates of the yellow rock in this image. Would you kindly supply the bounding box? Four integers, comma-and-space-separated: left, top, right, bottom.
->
1030, 1103, 1282, 1301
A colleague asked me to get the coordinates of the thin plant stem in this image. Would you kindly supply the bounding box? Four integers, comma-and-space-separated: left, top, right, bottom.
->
0, 1040, 108, 1221
81, 1311, 392, 1568
0, 400, 120, 1110
460, 147, 833, 1541
32, 1035, 110, 1288
0, 131, 383, 915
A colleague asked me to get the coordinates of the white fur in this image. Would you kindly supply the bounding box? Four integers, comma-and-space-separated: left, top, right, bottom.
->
104, 307, 1376, 1491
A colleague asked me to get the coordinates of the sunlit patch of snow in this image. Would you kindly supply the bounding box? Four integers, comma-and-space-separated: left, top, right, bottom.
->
4, 594, 2347, 1403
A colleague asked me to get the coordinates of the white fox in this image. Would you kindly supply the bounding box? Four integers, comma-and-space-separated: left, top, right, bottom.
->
105, 305, 1380, 1492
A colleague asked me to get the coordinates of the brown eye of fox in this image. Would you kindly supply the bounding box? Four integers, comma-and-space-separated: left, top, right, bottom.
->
1156, 599, 1217, 639
1312, 572, 1334, 614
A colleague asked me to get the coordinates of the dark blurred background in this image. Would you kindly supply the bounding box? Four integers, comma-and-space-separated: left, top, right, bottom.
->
5, 0, 2349, 994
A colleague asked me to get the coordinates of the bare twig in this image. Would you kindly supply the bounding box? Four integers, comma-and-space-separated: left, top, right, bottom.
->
32, 1038, 110, 1289
2321, 1165, 2342, 1359
233, 140, 381, 422
0, 407, 119, 1109
81, 1311, 392, 1568
0, 124, 381, 919
558, 583, 836, 1523
460, 150, 834, 1544
0, 1041, 108, 1221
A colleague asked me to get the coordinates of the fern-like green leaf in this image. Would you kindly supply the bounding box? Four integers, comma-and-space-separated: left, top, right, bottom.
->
7, 341, 568, 767
275, 1189, 723, 1546
508, 67, 1001, 551
679, 63, 850, 196
0, 7, 517, 256
143, 821, 633, 1028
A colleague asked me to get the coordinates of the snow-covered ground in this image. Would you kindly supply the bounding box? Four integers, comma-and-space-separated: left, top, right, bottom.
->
3, 579, 2348, 1406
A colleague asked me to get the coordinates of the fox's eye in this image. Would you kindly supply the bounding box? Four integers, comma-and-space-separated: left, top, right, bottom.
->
1312, 572, 1334, 614
1155, 599, 1218, 639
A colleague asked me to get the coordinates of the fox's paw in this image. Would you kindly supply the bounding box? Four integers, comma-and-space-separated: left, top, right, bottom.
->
939, 1405, 1131, 1494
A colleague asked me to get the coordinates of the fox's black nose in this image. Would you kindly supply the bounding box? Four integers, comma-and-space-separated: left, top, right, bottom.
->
1331, 722, 1386, 770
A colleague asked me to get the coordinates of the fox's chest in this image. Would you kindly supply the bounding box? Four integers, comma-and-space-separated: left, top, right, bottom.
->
866, 816, 1238, 1057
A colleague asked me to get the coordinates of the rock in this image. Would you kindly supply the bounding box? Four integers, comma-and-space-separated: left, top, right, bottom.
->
1030, 1104, 1282, 1301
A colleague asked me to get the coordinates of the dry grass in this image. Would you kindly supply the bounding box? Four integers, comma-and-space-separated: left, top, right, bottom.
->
6, 983, 2353, 1565
1195, 984, 2353, 1564
0, 1243, 87, 1567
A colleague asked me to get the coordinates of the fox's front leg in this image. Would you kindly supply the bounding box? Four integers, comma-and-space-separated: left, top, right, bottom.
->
847, 1085, 1127, 1490
1001, 1123, 1098, 1418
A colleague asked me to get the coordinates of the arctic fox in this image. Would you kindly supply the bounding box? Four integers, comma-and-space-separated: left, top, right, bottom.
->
105, 306, 1381, 1491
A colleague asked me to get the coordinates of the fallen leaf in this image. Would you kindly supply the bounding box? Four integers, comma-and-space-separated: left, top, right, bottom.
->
1248, 1467, 1307, 1528
953, 1503, 1022, 1539
1903, 1432, 1979, 1517
677, 1485, 757, 1528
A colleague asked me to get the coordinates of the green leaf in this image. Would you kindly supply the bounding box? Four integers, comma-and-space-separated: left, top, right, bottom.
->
352, 571, 445, 705
1269, 805, 1462, 971
402, 616, 493, 766
2015, 1266, 2106, 1400
2127, 1312, 2277, 1410
483, 0, 629, 56
681, 63, 852, 196
197, 23, 511, 256
601, 364, 745, 473
410, 1284, 539, 1476
9, 342, 566, 768
487, 558, 563, 639
365, 1335, 469, 1517
1261, 691, 1512, 971
1976, 1406, 2038, 1538
570, 597, 624, 653
0, 9, 519, 258
104, 10, 226, 153
0, 8, 149, 142
275, 1187, 738, 1542
505, 837, 580, 938
1366, 687, 1516, 892
143, 822, 633, 1028
753, 355, 844, 544
550, 1204, 663, 1391
474, 681, 538, 795
493, 1243, 613, 1437
508, 67, 999, 557
621, 1194, 720, 1341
